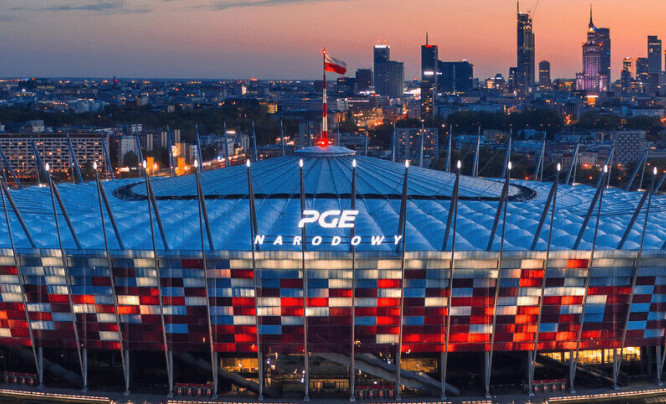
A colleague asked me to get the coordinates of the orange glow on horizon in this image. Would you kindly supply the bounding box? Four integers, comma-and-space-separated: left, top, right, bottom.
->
0, 0, 665, 79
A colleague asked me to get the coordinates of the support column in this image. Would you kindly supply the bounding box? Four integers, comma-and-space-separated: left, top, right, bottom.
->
472, 128, 480, 178
440, 352, 446, 399
395, 346, 401, 401
38, 347, 44, 388
486, 163, 512, 399
527, 352, 534, 396
419, 122, 424, 168
445, 127, 453, 173
299, 159, 309, 402
47, 174, 85, 388
569, 350, 576, 394
657, 346, 663, 386
168, 351, 174, 396
256, 350, 263, 402
529, 164, 561, 397
565, 142, 580, 185
616, 169, 657, 391
349, 159, 357, 403
1, 179, 40, 383
82, 348, 88, 392
142, 164, 172, 397
247, 161, 263, 401
124, 350, 130, 395
193, 162, 218, 398
94, 169, 128, 395
571, 167, 608, 391
441, 161, 462, 401
612, 348, 620, 390
395, 161, 409, 402
484, 352, 491, 399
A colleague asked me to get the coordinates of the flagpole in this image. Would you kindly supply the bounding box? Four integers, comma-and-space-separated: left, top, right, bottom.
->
322, 49, 328, 146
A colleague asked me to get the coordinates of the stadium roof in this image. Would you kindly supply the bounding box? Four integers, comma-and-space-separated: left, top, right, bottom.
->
2, 146, 665, 252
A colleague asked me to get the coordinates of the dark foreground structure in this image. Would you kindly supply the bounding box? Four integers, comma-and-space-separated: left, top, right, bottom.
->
0, 145, 665, 400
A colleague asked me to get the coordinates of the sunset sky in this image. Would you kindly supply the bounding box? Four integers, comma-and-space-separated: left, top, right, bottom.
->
0, 0, 665, 80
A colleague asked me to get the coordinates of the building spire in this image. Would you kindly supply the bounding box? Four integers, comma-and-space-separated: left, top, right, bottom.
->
517, 0, 520, 14
589, 2, 594, 28
425, 31, 428, 45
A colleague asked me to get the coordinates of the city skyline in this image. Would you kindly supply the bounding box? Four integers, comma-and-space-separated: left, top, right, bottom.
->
0, 0, 665, 81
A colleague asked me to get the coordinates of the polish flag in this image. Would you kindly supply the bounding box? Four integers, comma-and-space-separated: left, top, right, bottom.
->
324, 54, 347, 75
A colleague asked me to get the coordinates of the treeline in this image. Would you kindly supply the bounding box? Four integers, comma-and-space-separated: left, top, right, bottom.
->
0, 102, 299, 145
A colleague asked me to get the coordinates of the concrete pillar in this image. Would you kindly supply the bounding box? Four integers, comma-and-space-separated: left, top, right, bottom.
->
612, 348, 619, 390
124, 350, 130, 395
484, 351, 491, 399
569, 351, 576, 394
657, 346, 663, 386
167, 351, 174, 397
395, 347, 401, 401
38, 347, 44, 389
440, 352, 447, 400
257, 350, 263, 401
304, 351, 310, 402
82, 348, 88, 392
527, 351, 534, 397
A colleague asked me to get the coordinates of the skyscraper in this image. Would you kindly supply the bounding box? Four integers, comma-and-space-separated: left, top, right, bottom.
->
647, 36, 662, 94
623, 57, 633, 73
636, 57, 649, 85
375, 61, 404, 99
355, 68, 372, 93
421, 33, 438, 119
596, 28, 611, 83
621, 57, 633, 92
648, 36, 662, 73
516, 6, 535, 92
576, 6, 609, 93
373, 43, 404, 99
438, 61, 473, 95
538, 60, 551, 90
508, 67, 518, 92
373, 44, 390, 91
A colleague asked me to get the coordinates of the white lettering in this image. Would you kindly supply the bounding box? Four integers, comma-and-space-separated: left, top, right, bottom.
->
318, 210, 341, 228
298, 210, 359, 229
298, 210, 319, 228
371, 236, 385, 245
338, 210, 359, 228
255, 234, 406, 248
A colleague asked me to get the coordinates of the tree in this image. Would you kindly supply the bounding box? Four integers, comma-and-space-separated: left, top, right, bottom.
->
147, 146, 170, 168
575, 112, 621, 130
339, 112, 358, 133
80, 161, 96, 181
122, 151, 138, 168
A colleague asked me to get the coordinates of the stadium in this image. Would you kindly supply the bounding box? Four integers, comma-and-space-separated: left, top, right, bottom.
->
0, 144, 665, 401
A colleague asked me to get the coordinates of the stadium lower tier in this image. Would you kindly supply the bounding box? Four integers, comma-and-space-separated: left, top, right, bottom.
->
0, 248, 665, 397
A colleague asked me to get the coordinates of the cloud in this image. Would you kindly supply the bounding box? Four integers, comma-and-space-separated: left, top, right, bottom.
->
10, 1, 151, 14
208, 0, 342, 11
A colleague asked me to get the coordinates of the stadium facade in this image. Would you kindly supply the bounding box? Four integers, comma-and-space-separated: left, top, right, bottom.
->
0, 145, 665, 400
